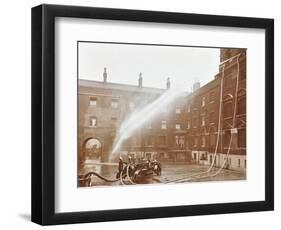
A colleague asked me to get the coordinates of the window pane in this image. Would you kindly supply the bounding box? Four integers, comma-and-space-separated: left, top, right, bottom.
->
201, 116, 205, 126
89, 97, 97, 106
202, 97, 206, 107
90, 117, 97, 127
111, 98, 119, 108
187, 120, 190, 129
161, 120, 167, 129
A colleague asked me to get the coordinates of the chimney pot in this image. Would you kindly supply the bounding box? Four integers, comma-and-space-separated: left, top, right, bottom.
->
103, 67, 107, 82
138, 72, 143, 87
166, 77, 171, 89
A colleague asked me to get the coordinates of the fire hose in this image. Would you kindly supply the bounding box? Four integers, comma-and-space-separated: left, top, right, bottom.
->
165, 54, 241, 183
81, 164, 138, 186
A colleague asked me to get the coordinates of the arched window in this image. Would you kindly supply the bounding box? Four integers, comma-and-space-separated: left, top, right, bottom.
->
84, 138, 102, 159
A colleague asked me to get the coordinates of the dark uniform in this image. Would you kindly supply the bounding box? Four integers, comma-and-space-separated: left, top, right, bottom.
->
116, 157, 124, 179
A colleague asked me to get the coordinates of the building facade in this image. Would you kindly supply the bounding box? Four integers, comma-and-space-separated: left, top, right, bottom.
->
188, 48, 246, 172
78, 48, 246, 172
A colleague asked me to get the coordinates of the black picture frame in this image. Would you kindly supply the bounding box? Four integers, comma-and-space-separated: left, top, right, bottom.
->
31, 4, 274, 225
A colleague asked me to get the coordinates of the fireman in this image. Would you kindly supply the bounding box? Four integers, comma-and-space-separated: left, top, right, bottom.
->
116, 156, 124, 179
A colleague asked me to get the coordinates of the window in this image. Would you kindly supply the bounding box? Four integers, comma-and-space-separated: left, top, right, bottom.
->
175, 135, 179, 146
201, 97, 206, 107
200, 153, 207, 160
179, 136, 185, 147
244, 159, 246, 168
209, 112, 215, 123
224, 101, 233, 118
238, 159, 241, 168
89, 97, 97, 107
111, 98, 119, 108
161, 120, 167, 129
193, 118, 198, 128
187, 120, 191, 129
193, 153, 197, 160
175, 135, 185, 147
209, 91, 215, 102
175, 124, 181, 130
201, 136, 206, 147
129, 102, 135, 110
158, 136, 167, 145
176, 108, 181, 114
90, 117, 97, 127
201, 116, 205, 126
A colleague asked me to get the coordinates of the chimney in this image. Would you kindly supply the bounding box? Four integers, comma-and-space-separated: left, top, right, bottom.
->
166, 77, 171, 89
138, 72, 143, 87
193, 81, 200, 92
103, 67, 107, 82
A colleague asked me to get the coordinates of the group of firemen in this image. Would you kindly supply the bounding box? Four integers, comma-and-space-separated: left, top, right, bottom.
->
116, 156, 162, 179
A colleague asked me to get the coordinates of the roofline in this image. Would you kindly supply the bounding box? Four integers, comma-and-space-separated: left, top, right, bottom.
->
79, 78, 164, 90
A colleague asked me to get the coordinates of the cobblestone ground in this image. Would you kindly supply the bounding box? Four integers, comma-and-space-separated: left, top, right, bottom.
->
79, 162, 246, 187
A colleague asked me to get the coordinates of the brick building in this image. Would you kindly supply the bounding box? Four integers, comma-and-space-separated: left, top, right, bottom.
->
78, 48, 246, 172
188, 48, 246, 171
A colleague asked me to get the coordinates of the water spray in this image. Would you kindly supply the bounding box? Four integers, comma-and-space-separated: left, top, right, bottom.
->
110, 88, 186, 158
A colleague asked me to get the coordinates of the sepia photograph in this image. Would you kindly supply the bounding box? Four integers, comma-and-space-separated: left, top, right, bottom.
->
31, 4, 274, 225
77, 41, 247, 187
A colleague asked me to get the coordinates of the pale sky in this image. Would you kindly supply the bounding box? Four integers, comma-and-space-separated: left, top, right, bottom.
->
78, 42, 220, 91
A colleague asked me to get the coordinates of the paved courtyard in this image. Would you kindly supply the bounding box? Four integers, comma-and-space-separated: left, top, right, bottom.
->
79, 162, 246, 187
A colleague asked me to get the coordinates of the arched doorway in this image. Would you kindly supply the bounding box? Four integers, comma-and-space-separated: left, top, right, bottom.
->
82, 138, 102, 162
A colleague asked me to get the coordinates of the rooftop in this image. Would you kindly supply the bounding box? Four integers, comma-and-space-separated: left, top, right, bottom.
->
79, 79, 169, 94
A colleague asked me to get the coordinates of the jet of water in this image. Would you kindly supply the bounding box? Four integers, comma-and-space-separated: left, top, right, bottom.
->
110, 88, 186, 157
